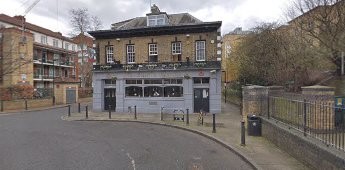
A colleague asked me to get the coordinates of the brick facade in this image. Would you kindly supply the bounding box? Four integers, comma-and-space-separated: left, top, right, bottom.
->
97, 32, 219, 65
0, 28, 34, 87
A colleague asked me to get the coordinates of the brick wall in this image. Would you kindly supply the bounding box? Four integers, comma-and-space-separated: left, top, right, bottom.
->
262, 118, 345, 170
96, 32, 219, 65
1, 98, 53, 111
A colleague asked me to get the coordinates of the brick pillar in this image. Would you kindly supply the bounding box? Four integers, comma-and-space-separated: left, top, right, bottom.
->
302, 85, 335, 131
242, 86, 267, 121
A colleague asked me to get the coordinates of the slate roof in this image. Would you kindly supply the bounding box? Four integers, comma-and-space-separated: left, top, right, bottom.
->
111, 13, 203, 30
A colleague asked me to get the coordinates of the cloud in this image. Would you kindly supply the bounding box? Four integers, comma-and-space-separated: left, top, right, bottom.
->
0, 0, 290, 36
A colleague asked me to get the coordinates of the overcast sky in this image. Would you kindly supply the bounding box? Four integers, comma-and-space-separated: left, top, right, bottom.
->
0, 0, 292, 36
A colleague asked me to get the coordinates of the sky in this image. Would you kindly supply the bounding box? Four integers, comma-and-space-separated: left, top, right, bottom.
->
0, 0, 292, 36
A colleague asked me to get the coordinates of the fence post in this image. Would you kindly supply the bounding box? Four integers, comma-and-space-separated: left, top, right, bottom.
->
109, 105, 111, 119
303, 99, 307, 137
68, 105, 71, 117
160, 106, 164, 121
212, 113, 216, 133
25, 99, 28, 110
78, 103, 81, 113
85, 105, 88, 119
0, 100, 3, 112
134, 105, 137, 120
186, 108, 189, 125
241, 120, 245, 146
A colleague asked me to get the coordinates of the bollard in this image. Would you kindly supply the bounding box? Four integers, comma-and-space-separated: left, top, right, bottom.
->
160, 106, 164, 121
212, 113, 216, 133
134, 105, 137, 120
186, 108, 189, 125
109, 105, 112, 119
52, 96, 56, 105
78, 103, 81, 113
85, 105, 88, 119
241, 120, 245, 146
68, 105, 71, 117
201, 113, 204, 125
0, 100, 3, 112
25, 99, 28, 110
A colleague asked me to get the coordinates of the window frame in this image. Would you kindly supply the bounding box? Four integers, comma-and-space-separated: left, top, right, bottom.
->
41, 35, 47, 44
171, 42, 182, 55
127, 44, 135, 64
65, 43, 70, 50
195, 41, 206, 61
149, 43, 158, 56
106, 45, 114, 64
53, 39, 59, 47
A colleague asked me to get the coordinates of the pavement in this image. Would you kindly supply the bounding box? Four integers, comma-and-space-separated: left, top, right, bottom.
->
0, 104, 253, 169
63, 101, 310, 170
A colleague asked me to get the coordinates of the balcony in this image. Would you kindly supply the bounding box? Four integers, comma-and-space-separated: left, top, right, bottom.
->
33, 74, 54, 81
93, 61, 221, 72
33, 59, 74, 67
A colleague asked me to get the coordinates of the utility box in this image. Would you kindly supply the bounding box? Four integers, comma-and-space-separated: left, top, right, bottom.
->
247, 114, 262, 136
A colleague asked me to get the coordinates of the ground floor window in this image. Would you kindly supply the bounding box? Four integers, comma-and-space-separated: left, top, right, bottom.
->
125, 86, 143, 97
124, 78, 184, 98
144, 86, 163, 97
164, 86, 183, 97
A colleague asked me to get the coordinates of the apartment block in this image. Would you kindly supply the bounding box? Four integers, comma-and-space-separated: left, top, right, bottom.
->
0, 14, 79, 103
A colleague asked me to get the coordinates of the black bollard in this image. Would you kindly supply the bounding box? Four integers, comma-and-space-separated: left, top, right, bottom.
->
160, 106, 164, 121
241, 120, 245, 146
109, 105, 112, 119
134, 105, 137, 120
68, 105, 71, 117
212, 114, 216, 133
25, 99, 28, 110
78, 103, 81, 113
52, 96, 56, 105
85, 105, 88, 119
0, 100, 3, 112
186, 108, 189, 125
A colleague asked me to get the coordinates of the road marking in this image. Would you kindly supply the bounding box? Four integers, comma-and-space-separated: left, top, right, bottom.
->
126, 152, 136, 170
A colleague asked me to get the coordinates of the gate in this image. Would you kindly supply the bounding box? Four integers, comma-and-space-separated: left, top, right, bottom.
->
104, 88, 116, 111
194, 88, 209, 113
66, 88, 76, 104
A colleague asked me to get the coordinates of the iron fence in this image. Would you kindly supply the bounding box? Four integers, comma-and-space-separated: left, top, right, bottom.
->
268, 96, 345, 152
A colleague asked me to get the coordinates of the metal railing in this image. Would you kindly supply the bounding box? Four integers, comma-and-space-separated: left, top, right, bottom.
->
268, 96, 345, 152
93, 61, 221, 71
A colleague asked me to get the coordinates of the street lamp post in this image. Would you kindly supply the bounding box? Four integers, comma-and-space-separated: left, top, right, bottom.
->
52, 59, 57, 105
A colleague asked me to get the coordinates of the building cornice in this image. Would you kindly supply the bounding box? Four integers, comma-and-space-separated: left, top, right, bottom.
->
88, 22, 222, 39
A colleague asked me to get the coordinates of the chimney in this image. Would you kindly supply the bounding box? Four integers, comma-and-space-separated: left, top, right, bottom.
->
14, 15, 25, 22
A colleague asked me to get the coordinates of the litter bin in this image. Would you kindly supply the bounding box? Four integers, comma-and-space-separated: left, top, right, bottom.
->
247, 114, 261, 136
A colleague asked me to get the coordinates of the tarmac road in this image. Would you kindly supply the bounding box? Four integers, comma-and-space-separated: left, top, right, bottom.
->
0, 106, 253, 170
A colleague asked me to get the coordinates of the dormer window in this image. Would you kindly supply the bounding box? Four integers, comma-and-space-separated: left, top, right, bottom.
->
146, 4, 168, 27
147, 14, 167, 26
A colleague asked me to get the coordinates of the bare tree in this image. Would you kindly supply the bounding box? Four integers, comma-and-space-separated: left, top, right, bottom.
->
236, 23, 327, 91
69, 8, 103, 87
286, 0, 345, 75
